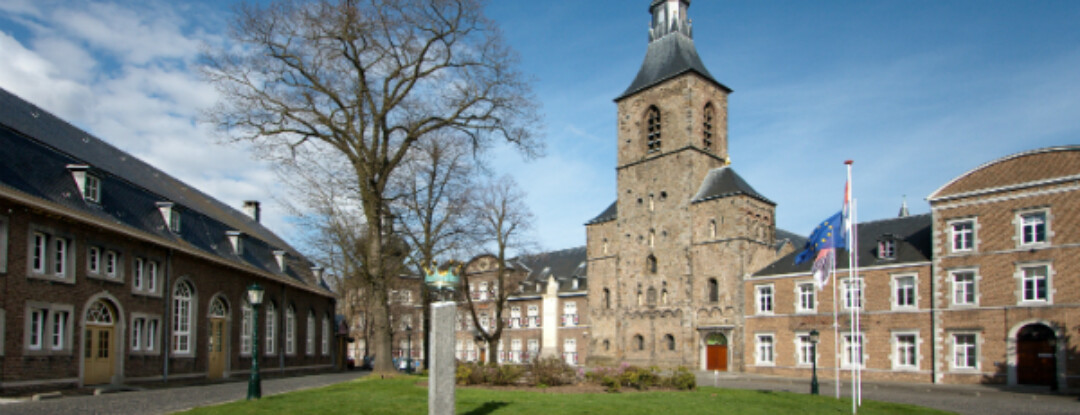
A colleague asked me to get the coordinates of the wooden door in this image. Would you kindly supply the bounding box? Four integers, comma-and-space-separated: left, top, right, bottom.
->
84, 327, 115, 385
1017, 325, 1055, 386
208, 318, 226, 379
706, 345, 728, 371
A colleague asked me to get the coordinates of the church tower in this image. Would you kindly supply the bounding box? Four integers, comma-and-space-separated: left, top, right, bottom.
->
587, 1, 785, 372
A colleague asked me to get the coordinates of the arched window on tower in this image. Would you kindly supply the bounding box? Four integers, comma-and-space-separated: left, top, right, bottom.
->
709, 219, 717, 239
635, 334, 645, 351
708, 278, 719, 303
646, 255, 657, 274
665, 334, 676, 351
703, 103, 715, 151
646, 106, 662, 152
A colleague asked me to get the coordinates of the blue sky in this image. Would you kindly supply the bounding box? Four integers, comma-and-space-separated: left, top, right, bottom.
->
2, 0, 1079, 255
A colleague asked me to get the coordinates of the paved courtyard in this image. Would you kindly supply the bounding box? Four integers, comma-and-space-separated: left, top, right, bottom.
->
697, 371, 1079, 415
0, 370, 369, 415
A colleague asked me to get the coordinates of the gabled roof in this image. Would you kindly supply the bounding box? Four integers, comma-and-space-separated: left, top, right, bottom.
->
753, 214, 932, 277
512, 246, 587, 294
0, 87, 330, 296
585, 201, 617, 225
616, 33, 731, 101
692, 167, 775, 205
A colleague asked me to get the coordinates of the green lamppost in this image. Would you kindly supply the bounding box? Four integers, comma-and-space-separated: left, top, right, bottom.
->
424, 261, 460, 302
247, 283, 265, 400
809, 329, 820, 396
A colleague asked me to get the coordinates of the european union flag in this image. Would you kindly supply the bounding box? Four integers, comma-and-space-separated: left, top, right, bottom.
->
794, 211, 847, 265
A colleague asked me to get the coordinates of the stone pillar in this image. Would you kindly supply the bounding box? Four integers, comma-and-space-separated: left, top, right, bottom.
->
429, 301, 456, 415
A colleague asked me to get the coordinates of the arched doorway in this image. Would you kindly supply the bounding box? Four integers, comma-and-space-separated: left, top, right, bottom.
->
207, 296, 229, 380
705, 333, 728, 371
1016, 324, 1056, 386
84, 300, 117, 385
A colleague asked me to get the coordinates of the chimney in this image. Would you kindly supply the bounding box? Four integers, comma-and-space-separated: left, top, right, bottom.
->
243, 200, 261, 222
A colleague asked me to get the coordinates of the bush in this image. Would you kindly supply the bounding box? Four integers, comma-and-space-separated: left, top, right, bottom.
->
618, 365, 660, 390
491, 364, 525, 386
528, 357, 576, 386
664, 367, 696, 390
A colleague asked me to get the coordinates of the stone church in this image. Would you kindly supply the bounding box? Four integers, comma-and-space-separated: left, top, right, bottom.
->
585, 0, 802, 371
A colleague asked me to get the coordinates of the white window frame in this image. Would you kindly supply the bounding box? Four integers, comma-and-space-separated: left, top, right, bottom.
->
133, 257, 145, 290
322, 315, 330, 356
146, 318, 160, 353
563, 301, 578, 327
266, 302, 277, 356
24, 302, 74, 355
891, 273, 918, 310
87, 246, 101, 275
172, 281, 195, 356
891, 331, 919, 371
1016, 208, 1050, 247
949, 269, 979, 307
28, 308, 46, 351
286, 306, 296, 355
842, 277, 864, 310
755, 333, 775, 366
842, 332, 865, 368
104, 250, 119, 279
31, 231, 47, 274
950, 332, 980, 371
527, 305, 539, 328
1016, 262, 1053, 305
877, 239, 895, 259
306, 311, 316, 356
146, 260, 159, 294
50, 309, 69, 351
84, 174, 101, 203
948, 218, 977, 253
795, 281, 815, 313
28, 228, 75, 283
241, 301, 253, 356
132, 316, 145, 352
130, 313, 161, 356
794, 331, 815, 367
755, 284, 774, 315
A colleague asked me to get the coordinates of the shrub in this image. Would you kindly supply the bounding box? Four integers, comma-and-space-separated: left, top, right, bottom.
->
456, 362, 474, 385
491, 364, 525, 386
664, 367, 696, 390
528, 357, 576, 386
618, 365, 660, 390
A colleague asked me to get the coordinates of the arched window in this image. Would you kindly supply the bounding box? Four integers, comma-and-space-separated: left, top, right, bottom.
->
286, 305, 297, 355
665, 334, 676, 351
603, 288, 611, 309
709, 219, 717, 238
172, 281, 194, 354
241, 300, 253, 355
635, 334, 645, 351
646, 106, 662, 152
306, 311, 316, 356
646, 255, 657, 274
603, 340, 611, 351
708, 278, 719, 303
637, 289, 643, 306
265, 301, 277, 355
703, 103, 715, 151
662, 289, 669, 305
649, 229, 655, 247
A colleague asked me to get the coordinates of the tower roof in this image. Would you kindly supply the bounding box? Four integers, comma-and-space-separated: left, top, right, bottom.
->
616, 0, 730, 101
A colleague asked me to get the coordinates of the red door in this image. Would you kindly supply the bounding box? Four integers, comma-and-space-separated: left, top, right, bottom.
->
705, 333, 728, 371
1017, 325, 1055, 386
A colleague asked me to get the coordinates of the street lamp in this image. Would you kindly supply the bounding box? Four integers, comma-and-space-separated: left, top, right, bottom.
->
405, 325, 413, 374
809, 329, 820, 396
247, 283, 265, 400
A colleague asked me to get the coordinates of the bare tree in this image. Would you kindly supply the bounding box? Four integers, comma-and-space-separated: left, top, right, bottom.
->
462, 175, 534, 364
203, 0, 540, 373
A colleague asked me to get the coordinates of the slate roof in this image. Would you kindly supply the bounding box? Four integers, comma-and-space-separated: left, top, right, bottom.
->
774, 228, 808, 252
692, 167, 775, 205
0, 87, 330, 295
513, 246, 587, 294
753, 214, 932, 277
616, 24, 731, 101
585, 201, 617, 225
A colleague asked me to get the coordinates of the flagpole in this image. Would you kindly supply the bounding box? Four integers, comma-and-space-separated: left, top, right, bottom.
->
832, 252, 840, 399
854, 198, 862, 408
845, 161, 856, 414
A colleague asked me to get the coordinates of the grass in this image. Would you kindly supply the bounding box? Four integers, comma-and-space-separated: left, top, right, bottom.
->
176, 376, 955, 415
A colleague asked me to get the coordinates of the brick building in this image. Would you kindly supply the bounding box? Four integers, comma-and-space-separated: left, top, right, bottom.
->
0, 88, 336, 393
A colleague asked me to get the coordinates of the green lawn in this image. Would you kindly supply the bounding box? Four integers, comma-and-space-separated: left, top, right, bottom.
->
176, 376, 955, 415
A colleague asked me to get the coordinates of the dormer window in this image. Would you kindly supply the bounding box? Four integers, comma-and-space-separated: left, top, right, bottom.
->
227, 231, 244, 255
274, 250, 287, 272
157, 202, 182, 233
878, 238, 896, 259
66, 164, 101, 204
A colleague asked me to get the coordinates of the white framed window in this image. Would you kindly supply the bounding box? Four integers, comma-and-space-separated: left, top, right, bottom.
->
172, 281, 194, 355
132, 317, 145, 351
842, 278, 864, 310
131, 314, 162, 355
24, 303, 73, 354
563, 338, 577, 365
755, 333, 775, 365
951, 332, 979, 370
892, 274, 917, 310
527, 339, 539, 359
241, 301, 253, 356
104, 250, 119, 279
147, 261, 159, 294
322, 315, 330, 356
478, 282, 489, 301
28, 308, 45, 350
843, 333, 865, 368
795, 282, 815, 313
562, 301, 578, 327
794, 332, 815, 366
29, 229, 74, 281
32, 232, 47, 274
892, 331, 919, 370
50, 310, 68, 351
755, 285, 774, 314
1018, 263, 1052, 304
949, 218, 976, 253
1017, 209, 1049, 246
510, 306, 522, 329
266, 302, 277, 355
146, 319, 159, 352
950, 269, 978, 306
286, 305, 296, 355
87, 246, 101, 274
133, 258, 145, 290
84, 174, 101, 203
306, 312, 316, 356
877, 239, 895, 259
